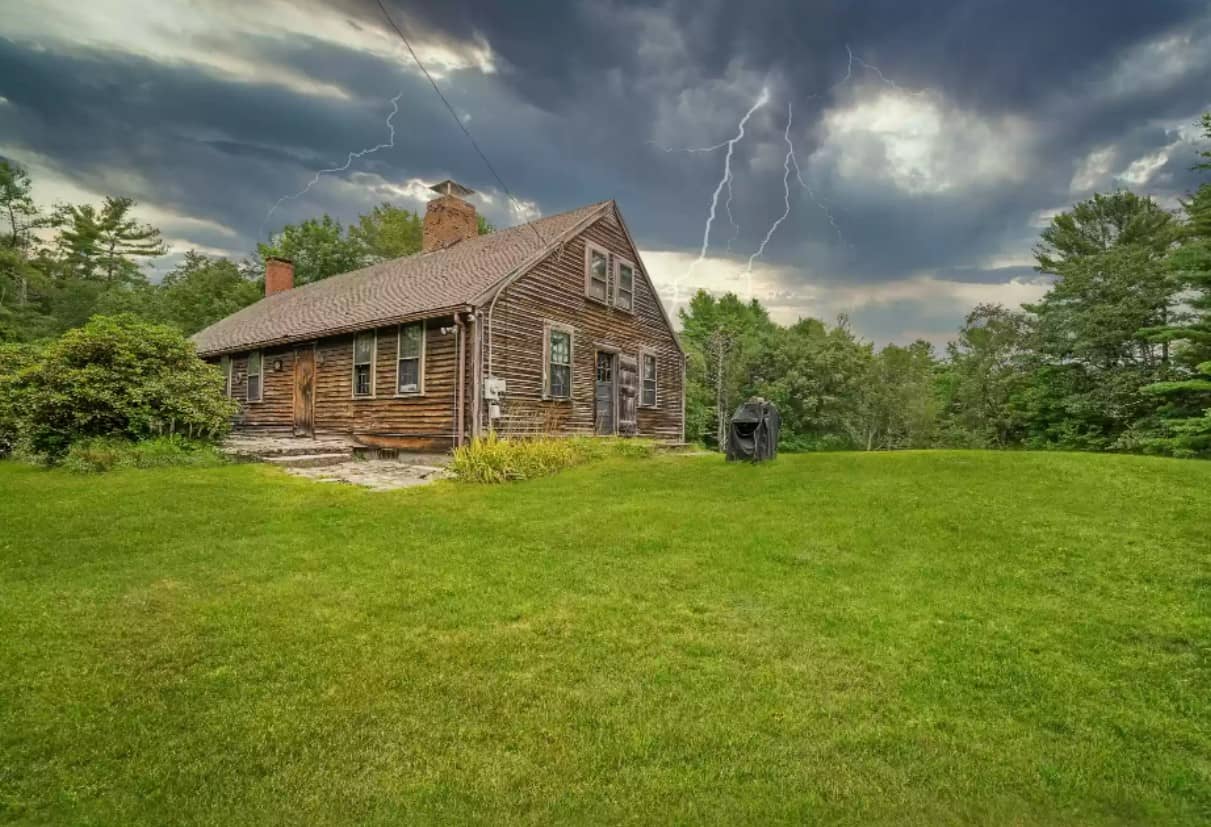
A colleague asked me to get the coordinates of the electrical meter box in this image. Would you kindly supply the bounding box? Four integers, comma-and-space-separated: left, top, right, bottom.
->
483, 376, 507, 401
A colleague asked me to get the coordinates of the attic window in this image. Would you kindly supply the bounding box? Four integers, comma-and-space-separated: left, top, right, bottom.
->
615, 259, 635, 312
585, 243, 609, 303
353, 332, 375, 398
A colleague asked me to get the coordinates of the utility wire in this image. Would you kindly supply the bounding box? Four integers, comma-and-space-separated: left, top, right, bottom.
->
374, 0, 547, 246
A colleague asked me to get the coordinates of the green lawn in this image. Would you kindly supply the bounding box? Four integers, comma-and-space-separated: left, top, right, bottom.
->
1, 452, 1209, 824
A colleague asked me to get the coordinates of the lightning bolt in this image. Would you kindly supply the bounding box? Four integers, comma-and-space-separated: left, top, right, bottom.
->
657, 46, 927, 312
741, 102, 795, 300
789, 153, 844, 245
674, 87, 769, 313
644, 138, 731, 153
723, 173, 741, 254
262, 92, 404, 234
846, 44, 929, 97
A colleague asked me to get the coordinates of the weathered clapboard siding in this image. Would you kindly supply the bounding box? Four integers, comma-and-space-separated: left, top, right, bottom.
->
311, 317, 457, 443
485, 211, 684, 441
226, 347, 296, 429
217, 316, 460, 448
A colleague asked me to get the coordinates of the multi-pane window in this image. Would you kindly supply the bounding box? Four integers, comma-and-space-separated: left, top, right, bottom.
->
246, 351, 263, 402
220, 355, 231, 397
548, 327, 572, 399
397, 322, 424, 394
586, 246, 608, 302
641, 352, 657, 407
615, 261, 635, 311
353, 332, 375, 398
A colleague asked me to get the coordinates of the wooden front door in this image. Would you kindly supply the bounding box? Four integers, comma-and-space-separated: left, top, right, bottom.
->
618, 355, 638, 435
595, 351, 615, 435
292, 346, 315, 437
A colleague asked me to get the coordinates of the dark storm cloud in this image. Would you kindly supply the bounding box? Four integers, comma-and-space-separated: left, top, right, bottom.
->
358, 0, 1202, 112
360, 0, 1209, 282
0, 33, 569, 248
1, 0, 1209, 311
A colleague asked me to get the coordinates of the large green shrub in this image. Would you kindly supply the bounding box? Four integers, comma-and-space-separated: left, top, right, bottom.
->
14, 314, 238, 459
452, 433, 657, 483
0, 342, 41, 457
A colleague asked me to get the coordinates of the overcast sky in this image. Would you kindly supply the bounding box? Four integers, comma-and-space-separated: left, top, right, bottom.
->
3, 0, 1210, 345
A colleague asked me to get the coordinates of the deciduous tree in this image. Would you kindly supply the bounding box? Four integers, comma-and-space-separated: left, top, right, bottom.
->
257, 215, 367, 286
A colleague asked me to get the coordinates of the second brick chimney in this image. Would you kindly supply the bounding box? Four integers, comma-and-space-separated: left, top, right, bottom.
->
422, 180, 478, 253
265, 257, 294, 297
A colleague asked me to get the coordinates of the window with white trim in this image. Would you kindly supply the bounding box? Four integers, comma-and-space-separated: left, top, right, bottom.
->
544, 323, 573, 399
585, 244, 608, 303
396, 322, 424, 395
246, 350, 263, 402
641, 351, 657, 407
220, 355, 231, 397
353, 332, 375, 398
615, 260, 635, 311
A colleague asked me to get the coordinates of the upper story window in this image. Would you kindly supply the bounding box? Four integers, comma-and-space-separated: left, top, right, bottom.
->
641, 351, 658, 407
353, 332, 375, 398
219, 355, 231, 397
544, 322, 574, 399
585, 243, 609, 303
397, 322, 425, 395
246, 350, 263, 403
615, 259, 635, 312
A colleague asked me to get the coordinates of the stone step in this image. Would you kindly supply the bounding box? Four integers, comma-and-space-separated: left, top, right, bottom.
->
223, 440, 355, 459
264, 452, 353, 469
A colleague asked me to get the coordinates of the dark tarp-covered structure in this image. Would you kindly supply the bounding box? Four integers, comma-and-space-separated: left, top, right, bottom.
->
726, 398, 780, 462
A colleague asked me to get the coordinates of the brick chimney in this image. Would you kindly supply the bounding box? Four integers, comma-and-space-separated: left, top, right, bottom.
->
422, 180, 478, 253
265, 257, 294, 297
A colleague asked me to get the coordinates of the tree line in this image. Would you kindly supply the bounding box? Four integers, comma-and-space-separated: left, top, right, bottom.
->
681, 114, 1211, 458
0, 162, 489, 342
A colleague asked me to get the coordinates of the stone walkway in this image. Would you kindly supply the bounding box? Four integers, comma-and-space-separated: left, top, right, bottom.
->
283, 457, 453, 491
222, 432, 454, 491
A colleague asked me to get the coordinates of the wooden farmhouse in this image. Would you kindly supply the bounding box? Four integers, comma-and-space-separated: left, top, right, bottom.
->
192, 183, 685, 451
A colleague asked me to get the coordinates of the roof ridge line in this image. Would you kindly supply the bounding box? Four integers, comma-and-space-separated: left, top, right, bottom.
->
471, 200, 614, 308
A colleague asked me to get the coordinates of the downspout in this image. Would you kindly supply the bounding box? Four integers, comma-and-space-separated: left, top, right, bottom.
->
469, 310, 483, 438
453, 312, 466, 446
486, 273, 511, 378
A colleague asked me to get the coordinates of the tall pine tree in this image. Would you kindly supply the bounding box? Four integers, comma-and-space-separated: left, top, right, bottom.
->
1140, 114, 1211, 455
54, 197, 166, 284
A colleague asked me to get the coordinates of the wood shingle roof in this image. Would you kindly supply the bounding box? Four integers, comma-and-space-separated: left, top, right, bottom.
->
192, 200, 611, 356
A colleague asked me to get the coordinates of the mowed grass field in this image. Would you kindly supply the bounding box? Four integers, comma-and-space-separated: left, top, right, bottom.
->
1, 451, 1209, 825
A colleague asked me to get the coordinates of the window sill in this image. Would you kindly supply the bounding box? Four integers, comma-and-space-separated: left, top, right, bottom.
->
352, 394, 376, 401
541, 396, 573, 403
585, 294, 610, 306
393, 392, 425, 398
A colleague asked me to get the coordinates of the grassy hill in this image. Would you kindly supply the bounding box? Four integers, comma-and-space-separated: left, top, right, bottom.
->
1, 451, 1208, 824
